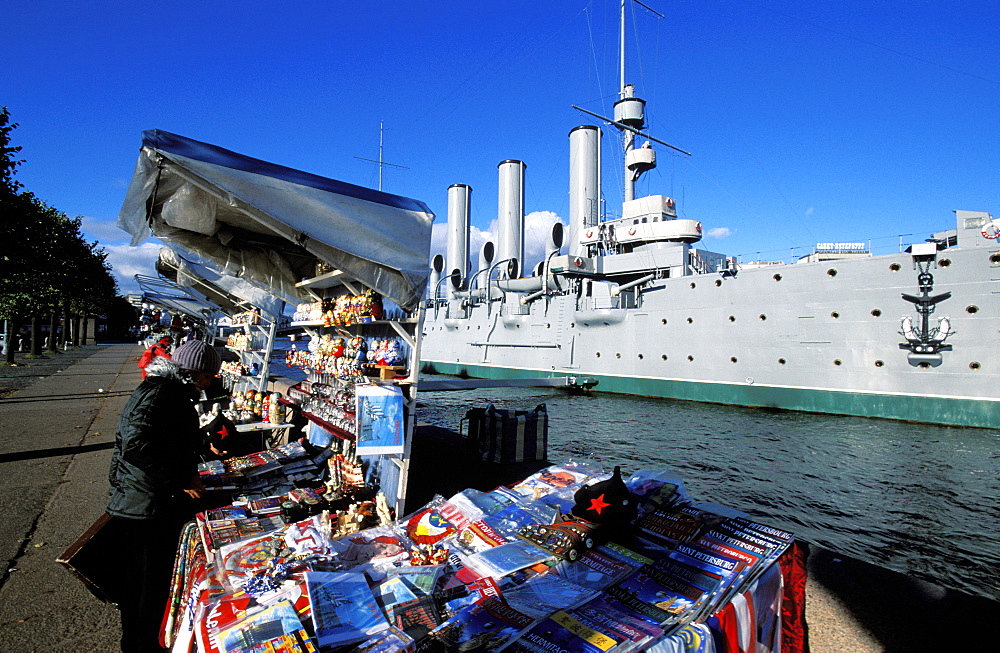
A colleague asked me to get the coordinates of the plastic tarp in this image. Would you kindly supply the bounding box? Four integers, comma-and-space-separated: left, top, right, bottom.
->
118, 130, 435, 311
135, 274, 224, 319
157, 246, 285, 320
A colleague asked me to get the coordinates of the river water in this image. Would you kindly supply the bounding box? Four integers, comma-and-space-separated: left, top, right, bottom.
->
271, 339, 1000, 601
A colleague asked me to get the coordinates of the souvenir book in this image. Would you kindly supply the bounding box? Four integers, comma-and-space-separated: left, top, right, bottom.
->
305, 571, 389, 649
553, 549, 637, 590
604, 562, 717, 627
215, 600, 314, 653
385, 564, 444, 595
389, 595, 443, 639
463, 540, 553, 579
422, 596, 536, 652
510, 601, 662, 653
347, 625, 415, 652
502, 575, 599, 619
355, 384, 404, 455
374, 575, 421, 614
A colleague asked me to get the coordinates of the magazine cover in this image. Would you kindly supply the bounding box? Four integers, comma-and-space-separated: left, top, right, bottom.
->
553, 549, 638, 590
423, 597, 536, 652
215, 600, 313, 653
355, 385, 405, 455
305, 571, 389, 649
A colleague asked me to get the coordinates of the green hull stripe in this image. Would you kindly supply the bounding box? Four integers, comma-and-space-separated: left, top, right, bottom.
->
421, 361, 1000, 429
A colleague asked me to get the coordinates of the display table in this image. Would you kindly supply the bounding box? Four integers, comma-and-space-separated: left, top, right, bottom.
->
160, 462, 800, 653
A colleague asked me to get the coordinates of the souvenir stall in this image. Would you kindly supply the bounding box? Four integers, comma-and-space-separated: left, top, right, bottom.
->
118, 128, 435, 517
134, 274, 226, 346
160, 461, 797, 653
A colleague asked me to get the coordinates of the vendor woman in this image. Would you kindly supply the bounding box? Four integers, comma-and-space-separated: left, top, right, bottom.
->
107, 339, 221, 652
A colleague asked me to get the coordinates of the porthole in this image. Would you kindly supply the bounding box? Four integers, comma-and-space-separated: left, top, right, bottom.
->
919, 361, 932, 369
889, 262, 902, 272
715, 279, 722, 287
516, 324, 520, 328
546, 323, 551, 329
831, 311, 840, 319
730, 357, 738, 364
595, 352, 601, 358
773, 274, 782, 281
728, 315, 736, 322
991, 253, 1000, 264
477, 325, 481, 329
970, 361, 981, 370
570, 322, 576, 328
834, 359, 842, 366
939, 258, 951, 267
661, 318, 667, 325
827, 268, 838, 277
967, 305, 979, 314
466, 326, 471, 330
687, 355, 694, 362
875, 360, 884, 368
871, 309, 882, 317
690, 282, 696, 289
759, 314, 767, 321
778, 358, 786, 365
661, 354, 668, 361
637, 354, 644, 360
687, 317, 694, 324
615, 353, 621, 359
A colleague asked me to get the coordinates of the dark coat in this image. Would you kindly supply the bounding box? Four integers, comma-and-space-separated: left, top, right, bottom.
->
107, 363, 202, 520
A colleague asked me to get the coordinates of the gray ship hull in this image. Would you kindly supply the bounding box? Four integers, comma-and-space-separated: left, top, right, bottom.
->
422, 215, 1000, 428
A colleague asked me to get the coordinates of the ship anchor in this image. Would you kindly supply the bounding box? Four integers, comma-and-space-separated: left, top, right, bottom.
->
899, 242, 953, 367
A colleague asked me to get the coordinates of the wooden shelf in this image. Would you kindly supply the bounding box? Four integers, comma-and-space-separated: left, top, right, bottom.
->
295, 269, 350, 290
289, 318, 417, 327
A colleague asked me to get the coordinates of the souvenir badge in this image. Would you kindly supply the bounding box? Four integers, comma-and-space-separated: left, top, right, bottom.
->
407, 508, 456, 545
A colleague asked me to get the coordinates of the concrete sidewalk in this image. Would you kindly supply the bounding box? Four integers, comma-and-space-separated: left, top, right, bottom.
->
0, 344, 138, 651
0, 344, 995, 652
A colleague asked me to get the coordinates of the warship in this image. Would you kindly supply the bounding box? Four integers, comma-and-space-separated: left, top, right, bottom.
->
420, 2, 999, 429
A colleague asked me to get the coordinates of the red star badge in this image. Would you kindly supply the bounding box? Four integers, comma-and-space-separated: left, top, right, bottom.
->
587, 493, 610, 515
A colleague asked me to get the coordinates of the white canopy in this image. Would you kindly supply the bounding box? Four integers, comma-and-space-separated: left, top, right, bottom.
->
119, 130, 435, 311
156, 246, 286, 320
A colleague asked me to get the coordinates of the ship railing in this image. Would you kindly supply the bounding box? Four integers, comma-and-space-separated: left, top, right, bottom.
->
688, 250, 711, 275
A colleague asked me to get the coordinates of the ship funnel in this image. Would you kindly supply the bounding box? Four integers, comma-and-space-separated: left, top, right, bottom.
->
476, 241, 495, 288
569, 125, 601, 258
446, 184, 471, 294
547, 221, 564, 258
429, 254, 444, 301
497, 160, 526, 279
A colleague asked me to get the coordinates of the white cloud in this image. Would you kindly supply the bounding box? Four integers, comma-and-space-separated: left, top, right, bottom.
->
80, 215, 131, 245
101, 241, 161, 295
706, 227, 732, 239
805, 207, 815, 216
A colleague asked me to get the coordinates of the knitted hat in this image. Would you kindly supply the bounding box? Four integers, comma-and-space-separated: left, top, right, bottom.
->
172, 340, 221, 374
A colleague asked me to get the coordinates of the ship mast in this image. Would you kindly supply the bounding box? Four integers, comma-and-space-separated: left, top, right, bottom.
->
572, 1, 688, 204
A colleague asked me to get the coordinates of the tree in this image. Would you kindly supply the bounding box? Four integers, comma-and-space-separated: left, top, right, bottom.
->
1, 107, 120, 361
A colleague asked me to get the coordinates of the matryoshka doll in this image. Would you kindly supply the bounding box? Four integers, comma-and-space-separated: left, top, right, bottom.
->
366, 289, 384, 321
383, 339, 403, 367
351, 336, 367, 376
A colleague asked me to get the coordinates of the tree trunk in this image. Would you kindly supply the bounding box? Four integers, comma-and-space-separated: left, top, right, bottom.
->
47, 312, 57, 351
30, 316, 41, 355
3, 319, 13, 364
61, 304, 70, 347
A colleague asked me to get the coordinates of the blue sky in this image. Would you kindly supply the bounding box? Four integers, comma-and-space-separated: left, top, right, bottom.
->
7, 0, 998, 296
